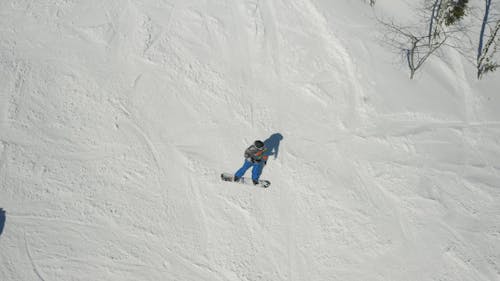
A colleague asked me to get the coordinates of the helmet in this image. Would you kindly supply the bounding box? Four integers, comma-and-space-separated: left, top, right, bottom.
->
254, 140, 264, 149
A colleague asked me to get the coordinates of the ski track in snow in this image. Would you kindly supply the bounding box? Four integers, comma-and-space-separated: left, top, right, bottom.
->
1, 0, 500, 280
24, 232, 47, 281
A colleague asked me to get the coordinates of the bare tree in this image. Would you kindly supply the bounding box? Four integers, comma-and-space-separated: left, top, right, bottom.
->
381, 20, 447, 79
428, 0, 446, 45
477, 0, 500, 78
380, 0, 469, 79
361, 0, 375, 7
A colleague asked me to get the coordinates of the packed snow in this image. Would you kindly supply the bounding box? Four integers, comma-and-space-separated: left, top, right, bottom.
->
1, 0, 499, 280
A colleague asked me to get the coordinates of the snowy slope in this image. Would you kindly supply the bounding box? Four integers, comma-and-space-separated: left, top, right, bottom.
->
1, 0, 500, 280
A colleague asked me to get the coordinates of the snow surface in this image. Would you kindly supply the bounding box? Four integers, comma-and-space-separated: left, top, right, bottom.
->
1, 0, 500, 280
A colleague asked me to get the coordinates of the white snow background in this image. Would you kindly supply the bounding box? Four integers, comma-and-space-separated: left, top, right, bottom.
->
1, 0, 500, 280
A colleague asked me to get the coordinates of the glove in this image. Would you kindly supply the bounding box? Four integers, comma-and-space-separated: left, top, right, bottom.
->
250, 158, 262, 163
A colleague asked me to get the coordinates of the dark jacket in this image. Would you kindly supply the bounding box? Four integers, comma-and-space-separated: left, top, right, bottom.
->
244, 144, 268, 163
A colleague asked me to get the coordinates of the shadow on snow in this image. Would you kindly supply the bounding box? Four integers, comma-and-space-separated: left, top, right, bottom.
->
263, 133, 283, 160
0, 208, 5, 237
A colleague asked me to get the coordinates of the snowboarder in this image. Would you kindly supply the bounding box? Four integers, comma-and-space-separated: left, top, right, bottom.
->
234, 140, 268, 185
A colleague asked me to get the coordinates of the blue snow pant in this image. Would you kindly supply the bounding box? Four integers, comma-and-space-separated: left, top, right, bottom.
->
235, 160, 264, 181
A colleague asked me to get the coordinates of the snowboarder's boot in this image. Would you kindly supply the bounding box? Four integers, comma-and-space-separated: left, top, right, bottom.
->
234, 176, 240, 182
252, 179, 259, 185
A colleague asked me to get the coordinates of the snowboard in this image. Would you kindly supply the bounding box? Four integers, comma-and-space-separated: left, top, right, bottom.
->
220, 173, 271, 188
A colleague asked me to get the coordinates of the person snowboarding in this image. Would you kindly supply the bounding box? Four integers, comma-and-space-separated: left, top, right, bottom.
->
234, 140, 268, 185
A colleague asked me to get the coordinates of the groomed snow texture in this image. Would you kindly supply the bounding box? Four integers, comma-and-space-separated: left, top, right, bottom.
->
1, 1, 500, 281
